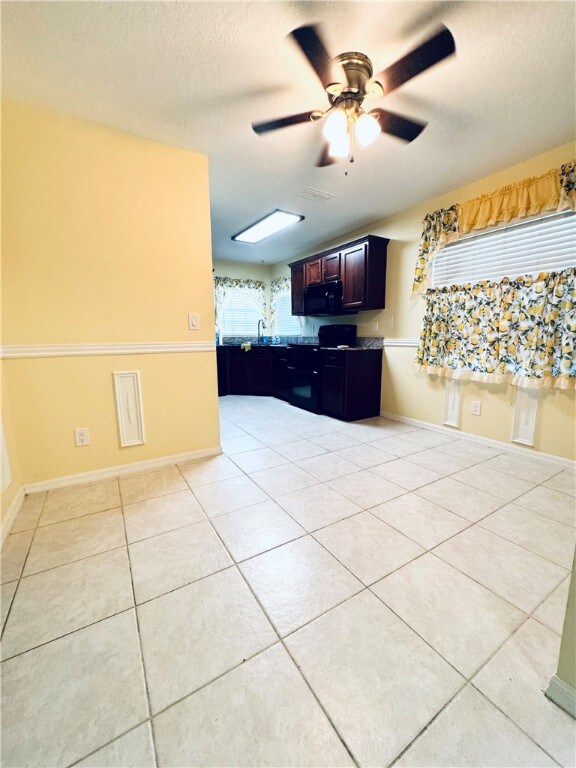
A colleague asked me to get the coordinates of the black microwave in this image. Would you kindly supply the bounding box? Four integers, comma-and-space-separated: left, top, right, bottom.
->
304, 280, 343, 315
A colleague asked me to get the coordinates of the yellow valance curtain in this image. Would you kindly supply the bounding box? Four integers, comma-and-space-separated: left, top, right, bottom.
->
411, 160, 576, 297
459, 168, 565, 235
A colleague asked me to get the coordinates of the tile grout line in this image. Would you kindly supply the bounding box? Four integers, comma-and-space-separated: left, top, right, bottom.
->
0, 491, 48, 641
467, 686, 563, 767
148, 639, 280, 721
66, 719, 153, 768
119, 489, 161, 768
475, 519, 574, 567
175, 462, 363, 768
11, 543, 129, 583
0, 604, 135, 663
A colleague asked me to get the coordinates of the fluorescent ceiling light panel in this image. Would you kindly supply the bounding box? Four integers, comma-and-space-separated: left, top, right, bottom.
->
232, 210, 304, 243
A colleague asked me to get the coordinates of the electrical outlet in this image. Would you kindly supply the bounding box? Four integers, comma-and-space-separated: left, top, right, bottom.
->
188, 313, 200, 330
470, 401, 482, 416
74, 427, 90, 447
372, 321, 379, 331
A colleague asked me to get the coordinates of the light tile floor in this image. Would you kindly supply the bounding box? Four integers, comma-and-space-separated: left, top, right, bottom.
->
1, 395, 575, 767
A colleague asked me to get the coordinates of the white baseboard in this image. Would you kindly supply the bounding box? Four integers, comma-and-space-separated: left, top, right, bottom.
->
24, 446, 222, 494
1, 486, 25, 546
546, 675, 576, 719
379, 410, 575, 469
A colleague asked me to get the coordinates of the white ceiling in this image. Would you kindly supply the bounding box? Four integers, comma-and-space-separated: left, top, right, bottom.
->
2, 1, 575, 264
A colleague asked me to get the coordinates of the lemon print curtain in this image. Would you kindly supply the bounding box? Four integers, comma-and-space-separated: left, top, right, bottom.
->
416, 268, 576, 389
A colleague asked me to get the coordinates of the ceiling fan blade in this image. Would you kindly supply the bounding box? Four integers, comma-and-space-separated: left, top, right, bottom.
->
252, 111, 314, 134
372, 108, 427, 142
316, 143, 336, 167
374, 24, 455, 95
290, 25, 334, 90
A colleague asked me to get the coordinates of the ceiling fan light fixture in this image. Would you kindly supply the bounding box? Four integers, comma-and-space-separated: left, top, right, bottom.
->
232, 209, 304, 244
328, 132, 350, 159
322, 108, 348, 144
355, 112, 380, 147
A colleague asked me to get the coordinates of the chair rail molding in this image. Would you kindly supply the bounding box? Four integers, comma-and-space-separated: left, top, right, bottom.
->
382, 338, 419, 348
0, 341, 216, 358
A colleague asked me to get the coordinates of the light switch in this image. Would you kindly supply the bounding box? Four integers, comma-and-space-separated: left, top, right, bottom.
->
188, 313, 200, 330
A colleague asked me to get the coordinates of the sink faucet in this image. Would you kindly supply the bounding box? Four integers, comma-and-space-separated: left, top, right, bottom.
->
257, 318, 267, 344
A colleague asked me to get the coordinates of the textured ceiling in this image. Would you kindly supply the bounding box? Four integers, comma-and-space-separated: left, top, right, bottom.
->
2, 1, 575, 264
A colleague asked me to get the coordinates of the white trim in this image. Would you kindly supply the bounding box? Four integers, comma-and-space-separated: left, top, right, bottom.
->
23, 446, 222, 493
1, 486, 25, 546
0, 342, 215, 359
383, 338, 419, 348
546, 675, 576, 719
113, 371, 146, 447
379, 410, 575, 468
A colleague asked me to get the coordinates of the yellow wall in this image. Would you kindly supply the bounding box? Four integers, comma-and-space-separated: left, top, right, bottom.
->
273, 142, 576, 459
1, 100, 220, 504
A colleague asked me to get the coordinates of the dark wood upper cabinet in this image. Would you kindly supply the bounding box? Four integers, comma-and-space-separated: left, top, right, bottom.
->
289, 235, 388, 315
291, 263, 305, 315
322, 252, 341, 282
341, 242, 367, 309
305, 258, 322, 286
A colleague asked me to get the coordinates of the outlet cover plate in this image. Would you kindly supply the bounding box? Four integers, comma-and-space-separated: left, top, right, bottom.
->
74, 428, 90, 447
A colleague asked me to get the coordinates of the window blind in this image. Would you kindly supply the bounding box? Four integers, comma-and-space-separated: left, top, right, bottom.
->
220, 289, 263, 337
274, 292, 300, 336
432, 210, 576, 288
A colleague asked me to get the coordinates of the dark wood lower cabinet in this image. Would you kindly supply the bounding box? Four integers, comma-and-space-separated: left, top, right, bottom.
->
216, 347, 228, 396
223, 346, 274, 395
217, 345, 383, 421
250, 348, 273, 394
272, 347, 292, 400
321, 349, 382, 421
226, 351, 251, 394
321, 364, 345, 416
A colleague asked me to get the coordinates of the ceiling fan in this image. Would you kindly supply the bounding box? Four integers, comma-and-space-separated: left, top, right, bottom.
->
252, 24, 455, 166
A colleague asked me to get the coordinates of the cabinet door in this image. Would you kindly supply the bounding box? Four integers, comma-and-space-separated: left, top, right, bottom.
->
291, 264, 305, 315
322, 252, 341, 282
341, 242, 367, 309
216, 348, 228, 396
305, 259, 322, 286
250, 349, 273, 394
251, 358, 273, 394
321, 365, 346, 417
227, 355, 251, 394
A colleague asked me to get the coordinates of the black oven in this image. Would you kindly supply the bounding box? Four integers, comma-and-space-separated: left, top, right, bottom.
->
304, 280, 343, 315
287, 346, 322, 414
287, 325, 357, 414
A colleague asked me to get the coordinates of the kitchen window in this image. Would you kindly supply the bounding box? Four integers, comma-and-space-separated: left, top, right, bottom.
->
274, 291, 300, 336
219, 288, 264, 337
